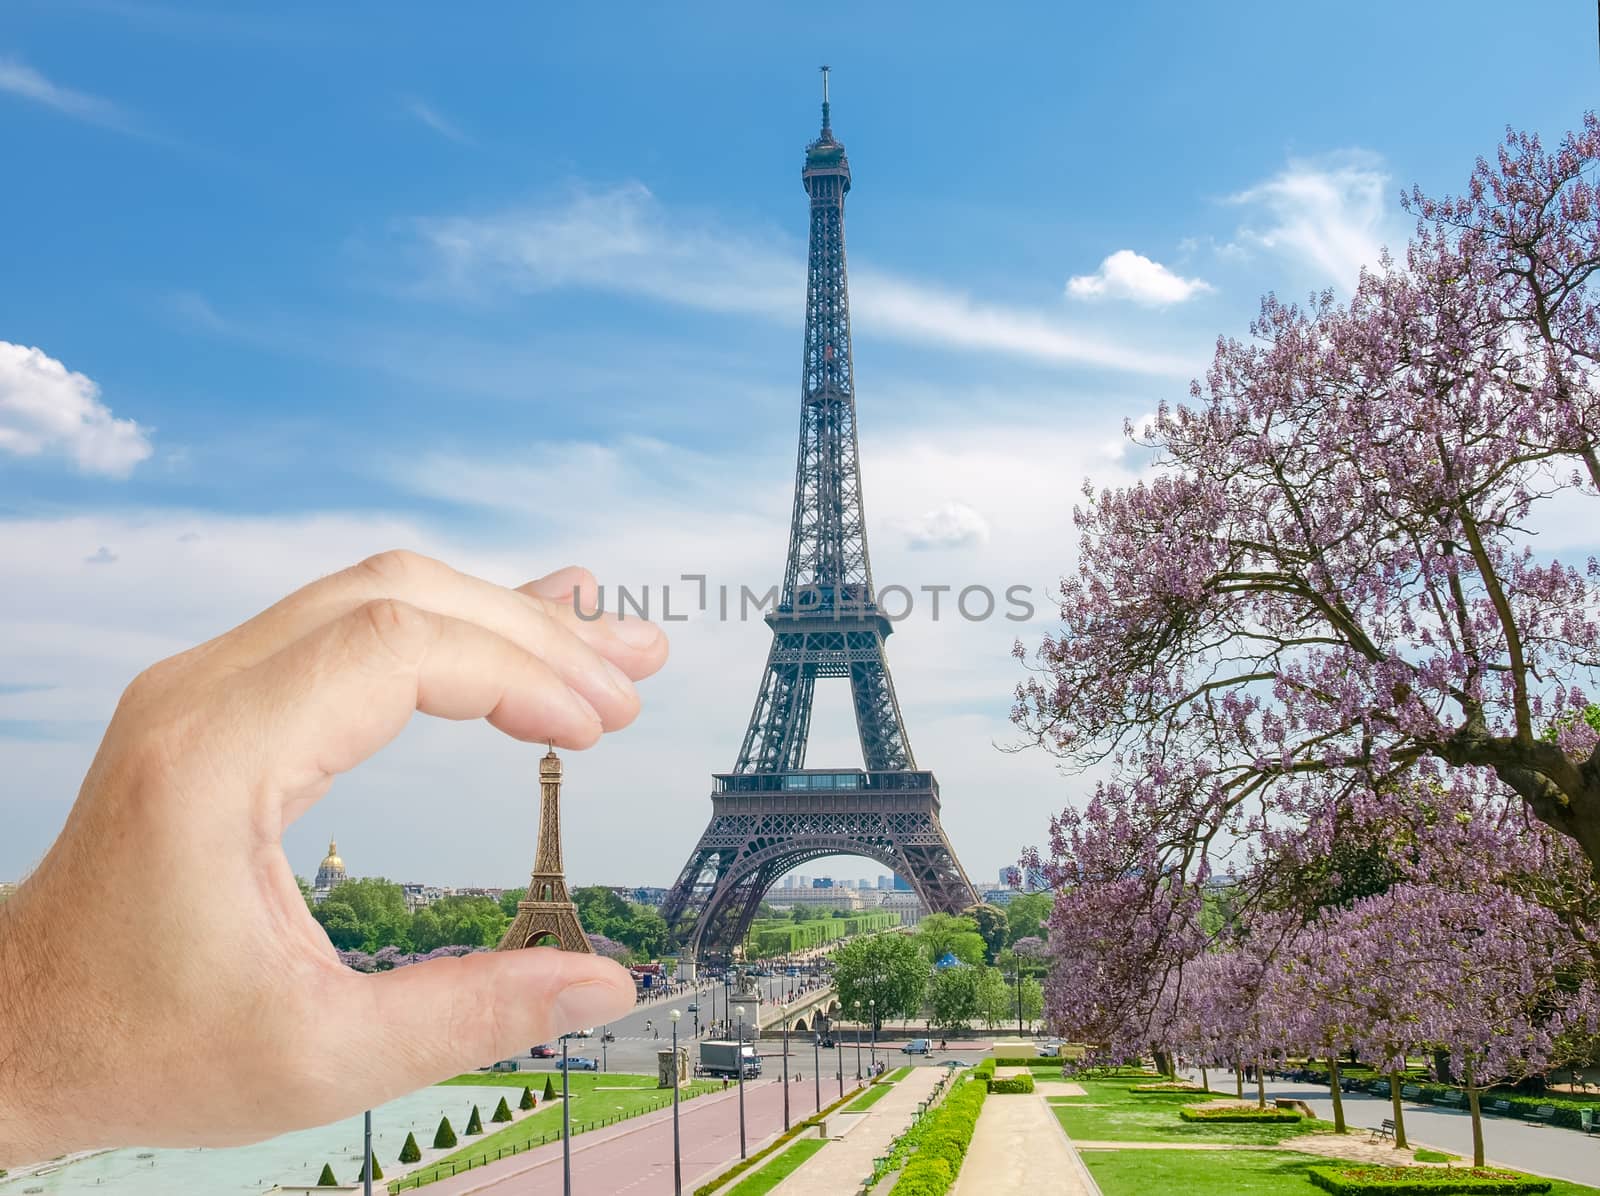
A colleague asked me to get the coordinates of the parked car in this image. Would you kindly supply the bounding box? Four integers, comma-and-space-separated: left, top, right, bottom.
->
901, 1039, 933, 1055
530, 1044, 557, 1058
686, 1002, 700, 1013
557, 1056, 599, 1071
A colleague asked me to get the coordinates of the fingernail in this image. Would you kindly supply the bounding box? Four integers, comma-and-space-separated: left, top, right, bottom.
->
611, 617, 661, 648
554, 978, 634, 1028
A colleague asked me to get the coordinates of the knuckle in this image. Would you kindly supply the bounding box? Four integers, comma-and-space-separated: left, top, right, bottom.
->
353, 548, 443, 590
355, 597, 434, 666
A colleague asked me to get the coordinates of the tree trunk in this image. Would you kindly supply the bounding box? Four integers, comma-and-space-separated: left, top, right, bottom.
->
1200, 1064, 1210, 1093
1433, 1048, 1453, 1085
1236, 1058, 1244, 1099
1153, 1047, 1174, 1078
1256, 1057, 1267, 1108
1327, 1055, 1347, 1134
1465, 1062, 1485, 1168
1388, 1071, 1408, 1149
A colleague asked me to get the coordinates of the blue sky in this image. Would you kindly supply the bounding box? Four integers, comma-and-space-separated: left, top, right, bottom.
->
2, 1, 1596, 890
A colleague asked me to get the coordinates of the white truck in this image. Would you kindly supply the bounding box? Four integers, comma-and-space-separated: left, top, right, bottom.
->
699, 1040, 762, 1079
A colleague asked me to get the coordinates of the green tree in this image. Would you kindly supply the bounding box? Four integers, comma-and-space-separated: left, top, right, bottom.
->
520, 1086, 536, 1110
499, 887, 526, 918
465, 1104, 483, 1135
962, 904, 1009, 964
410, 906, 444, 951
913, 914, 986, 967
543, 1076, 557, 1101
433, 1115, 457, 1149
973, 966, 1012, 1029
326, 877, 411, 950
833, 932, 928, 1023
316, 1162, 338, 1186
927, 965, 982, 1030
312, 900, 363, 950
492, 1095, 513, 1122
295, 875, 315, 910
1004, 893, 1051, 944
358, 1152, 383, 1181
399, 1131, 421, 1163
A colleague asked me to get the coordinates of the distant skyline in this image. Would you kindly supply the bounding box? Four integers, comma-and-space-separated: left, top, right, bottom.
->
3, 2, 1598, 888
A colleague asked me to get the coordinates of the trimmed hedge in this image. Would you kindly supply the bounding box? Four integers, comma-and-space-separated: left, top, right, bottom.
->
432, 1115, 457, 1149
1179, 1105, 1301, 1123
465, 1104, 483, 1135
1130, 1081, 1207, 1093
398, 1131, 421, 1163
1307, 1164, 1552, 1195
692, 1085, 864, 1196
989, 1073, 1035, 1095
888, 1076, 988, 1195
543, 1076, 557, 1101
492, 1095, 514, 1123
990, 1056, 1061, 1068
317, 1162, 338, 1186
358, 1152, 382, 1181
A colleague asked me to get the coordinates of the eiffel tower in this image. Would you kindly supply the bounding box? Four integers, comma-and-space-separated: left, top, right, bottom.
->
662, 70, 977, 964
499, 748, 592, 953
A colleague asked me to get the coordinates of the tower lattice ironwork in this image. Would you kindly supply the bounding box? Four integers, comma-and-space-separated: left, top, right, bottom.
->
662, 71, 978, 963
499, 748, 592, 953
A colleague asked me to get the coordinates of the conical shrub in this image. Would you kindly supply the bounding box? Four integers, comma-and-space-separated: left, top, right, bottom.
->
398, 1131, 421, 1163
543, 1076, 557, 1101
465, 1104, 483, 1135
433, 1115, 457, 1149
316, 1162, 338, 1186
492, 1096, 513, 1123
520, 1086, 536, 1110
358, 1151, 383, 1181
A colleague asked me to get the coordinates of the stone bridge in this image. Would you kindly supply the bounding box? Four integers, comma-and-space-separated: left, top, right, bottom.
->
751, 984, 841, 1035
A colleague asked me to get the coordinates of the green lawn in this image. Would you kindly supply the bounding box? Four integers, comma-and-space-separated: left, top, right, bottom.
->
1083, 1150, 1600, 1196
726, 1138, 828, 1196
1050, 1078, 1330, 1147
884, 1066, 913, 1082
394, 1074, 718, 1188
440, 1071, 658, 1089
845, 1084, 892, 1111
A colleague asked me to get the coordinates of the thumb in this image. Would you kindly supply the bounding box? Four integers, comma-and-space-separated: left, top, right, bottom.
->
333, 948, 635, 1094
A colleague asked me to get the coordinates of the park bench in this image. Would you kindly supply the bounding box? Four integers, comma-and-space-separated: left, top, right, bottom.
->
1438, 1091, 1467, 1109
1486, 1099, 1512, 1115
1341, 1078, 1365, 1093
1401, 1084, 1422, 1100
1368, 1081, 1389, 1097
1369, 1118, 1396, 1143
1581, 1108, 1599, 1136
1528, 1104, 1556, 1125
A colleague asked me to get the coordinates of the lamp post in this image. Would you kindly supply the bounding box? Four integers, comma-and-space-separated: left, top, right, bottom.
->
362, 1109, 373, 1196
869, 998, 877, 1073
735, 1003, 750, 1159
782, 1018, 791, 1131
670, 1009, 683, 1196
812, 1033, 822, 1112
561, 1034, 572, 1196
1013, 969, 1023, 1036
853, 1001, 862, 1080
601, 1023, 609, 1073
835, 1035, 844, 1099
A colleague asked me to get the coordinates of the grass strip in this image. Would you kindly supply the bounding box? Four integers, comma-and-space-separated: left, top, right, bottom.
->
725, 1138, 828, 1196
847, 1084, 893, 1111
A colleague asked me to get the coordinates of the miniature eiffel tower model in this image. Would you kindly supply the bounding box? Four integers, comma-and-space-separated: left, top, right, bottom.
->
498, 748, 592, 953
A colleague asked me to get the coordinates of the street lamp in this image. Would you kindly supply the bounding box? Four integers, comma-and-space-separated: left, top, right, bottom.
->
734, 1003, 750, 1159
782, 1017, 791, 1131
812, 1032, 822, 1112
835, 1035, 844, 1099
601, 1023, 609, 1073
561, 1034, 573, 1196
362, 1109, 373, 1196
853, 1001, 863, 1080
670, 1009, 683, 1196
869, 998, 877, 1073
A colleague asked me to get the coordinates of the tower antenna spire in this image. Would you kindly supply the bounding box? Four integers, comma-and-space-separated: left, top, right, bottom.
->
819, 64, 831, 134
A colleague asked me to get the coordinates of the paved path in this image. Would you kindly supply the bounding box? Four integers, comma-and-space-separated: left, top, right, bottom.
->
429, 1077, 858, 1196
772, 1068, 946, 1196
954, 1091, 1093, 1196
1185, 1068, 1600, 1186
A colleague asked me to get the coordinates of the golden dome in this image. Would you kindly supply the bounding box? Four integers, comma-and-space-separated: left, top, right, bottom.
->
320, 838, 344, 871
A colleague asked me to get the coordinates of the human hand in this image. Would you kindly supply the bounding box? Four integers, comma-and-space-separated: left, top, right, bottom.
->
0, 552, 667, 1164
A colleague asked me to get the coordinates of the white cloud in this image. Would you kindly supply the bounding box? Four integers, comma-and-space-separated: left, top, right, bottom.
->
0, 57, 134, 132
899, 502, 991, 551
83, 546, 117, 565
416, 184, 1199, 377
1227, 152, 1393, 290
0, 342, 153, 477
404, 98, 472, 145
1067, 250, 1212, 306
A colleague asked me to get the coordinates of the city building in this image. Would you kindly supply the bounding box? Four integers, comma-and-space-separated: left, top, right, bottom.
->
763, 886, 867, 911
399, 882, 446, 912
877, 875, 893, 890
312, 837, 348, 904
875, 889, 926, 925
